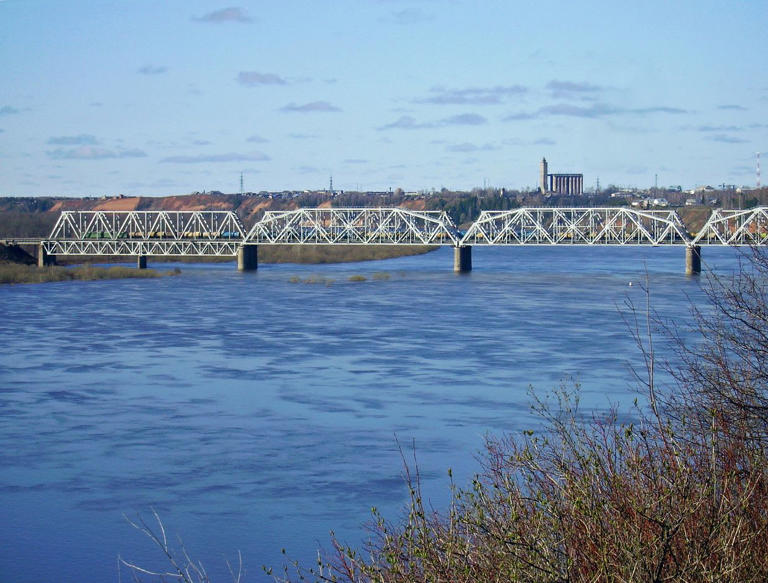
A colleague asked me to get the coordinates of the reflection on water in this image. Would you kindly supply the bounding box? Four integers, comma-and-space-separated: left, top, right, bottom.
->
0, 246, 741, 582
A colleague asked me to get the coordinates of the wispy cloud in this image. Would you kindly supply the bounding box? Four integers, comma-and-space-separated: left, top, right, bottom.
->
295, 165, 320, 174
634, 106, 687, 115
538, 103, 620, 117
237, 72, 287, 86
138, 65, 168, 75
696, 124, 743, 132
344, 158, 368, 164
280, 101, 341, 113
0, 106, 20, 116
446, 142, 498, 153
502, 111, 538, 121
378, 115, 435, 130
47, 146, 147, 160
503, 137, 556, 146
379, 112, 487, 130
718, 104, 747, 111
708, 134, 749, 144
441, 113, 487, 125
192, 7, 252, 23
47, 134, 98, 145
546, 80, 602, 100
160, 152, 270, 163
246, 134, 268, 143
383, 9, 434, 24
505, 102, 688, 120
416, 85, 527, 105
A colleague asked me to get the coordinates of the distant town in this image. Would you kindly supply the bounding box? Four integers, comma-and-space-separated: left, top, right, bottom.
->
1, 157, 766, 239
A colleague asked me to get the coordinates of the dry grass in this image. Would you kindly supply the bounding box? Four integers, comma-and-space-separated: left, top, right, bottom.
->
0, 263, 181, 285
260, 245, 436, 264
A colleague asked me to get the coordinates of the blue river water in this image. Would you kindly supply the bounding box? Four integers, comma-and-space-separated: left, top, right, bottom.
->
0, 245, 742, 582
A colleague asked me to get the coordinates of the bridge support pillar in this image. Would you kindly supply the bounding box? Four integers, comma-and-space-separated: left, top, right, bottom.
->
685, 245, 701, 275
453, 245, 472, 273
37, 244, 56, 267
137, 255, 147, 269
237, 244, 258, 272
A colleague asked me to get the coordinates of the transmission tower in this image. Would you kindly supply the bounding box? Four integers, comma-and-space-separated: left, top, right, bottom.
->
240, 172, 244, 195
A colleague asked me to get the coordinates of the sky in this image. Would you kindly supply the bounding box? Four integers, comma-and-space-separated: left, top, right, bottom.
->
0, 0, 766, 197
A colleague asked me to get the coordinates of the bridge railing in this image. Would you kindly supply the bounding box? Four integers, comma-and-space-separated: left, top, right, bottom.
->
460, 208, 692, 246
692, 207, 768, 246
244, 207, 461, 246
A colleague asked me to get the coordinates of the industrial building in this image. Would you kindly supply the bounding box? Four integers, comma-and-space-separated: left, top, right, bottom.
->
539, 157, 583, 195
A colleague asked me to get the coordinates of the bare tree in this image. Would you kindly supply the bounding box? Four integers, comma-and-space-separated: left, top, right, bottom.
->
666, 247, 768, 441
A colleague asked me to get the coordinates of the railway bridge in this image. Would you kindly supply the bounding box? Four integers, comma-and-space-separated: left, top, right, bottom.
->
21, 206, 768, 274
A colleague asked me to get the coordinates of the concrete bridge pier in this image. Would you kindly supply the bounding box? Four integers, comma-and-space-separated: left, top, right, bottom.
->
137, 255, 147, 269
37, 244, 56, 267
237, 244, 258, 271
685, 245, 701, 275
453, 245, 472, 273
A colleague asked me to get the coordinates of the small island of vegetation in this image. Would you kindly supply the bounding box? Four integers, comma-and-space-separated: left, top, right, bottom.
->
0, 263, 182, 285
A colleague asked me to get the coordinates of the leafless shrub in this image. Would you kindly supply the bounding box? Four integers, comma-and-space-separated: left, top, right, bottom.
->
119, 510, 243, 583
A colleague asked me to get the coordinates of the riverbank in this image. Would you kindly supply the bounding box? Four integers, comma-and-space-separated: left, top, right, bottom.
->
48, 244, 439, 266
0, 263, 181, 285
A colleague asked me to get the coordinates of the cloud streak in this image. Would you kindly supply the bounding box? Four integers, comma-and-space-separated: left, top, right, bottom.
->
47, 134, 98, 145
192, 7, 252, 23
379, 112, 488, 130
504, 102, 688, 120
47, 146, 147, 160
237, 72, 287, 86
280, 101, 341, 113
378, 115, 434, 130
138, 65, 168, 75
383, 9, 434, 25
708, 134, 748, 144
160, 152, 270, 163
441, 113, 487, 126
416, 85, 527, 105
446, 142, 498, 153
546, 80, 602, 100
0, 106, 20, 116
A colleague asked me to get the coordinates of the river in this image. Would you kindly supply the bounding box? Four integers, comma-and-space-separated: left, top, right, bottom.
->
0, 245, 742, 582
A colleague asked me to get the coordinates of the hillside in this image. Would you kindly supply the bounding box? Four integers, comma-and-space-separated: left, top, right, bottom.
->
0, 194, 439, 265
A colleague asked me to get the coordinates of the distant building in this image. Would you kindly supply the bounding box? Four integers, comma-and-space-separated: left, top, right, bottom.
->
539, 157, 584, 195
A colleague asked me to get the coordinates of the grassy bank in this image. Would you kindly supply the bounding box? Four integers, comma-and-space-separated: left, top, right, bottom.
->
50, 245, 438, 266
259, 244, 437, 264
0, 263, 181, 285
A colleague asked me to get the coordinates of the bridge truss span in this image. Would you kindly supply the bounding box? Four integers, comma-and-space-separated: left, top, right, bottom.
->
245, 207, 461, 246
692, 207, 768, 246
460, 208, 692, 246
43, 210, 245, 256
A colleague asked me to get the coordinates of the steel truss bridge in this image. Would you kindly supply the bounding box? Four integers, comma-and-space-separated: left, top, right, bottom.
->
29, 206, 768, 272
